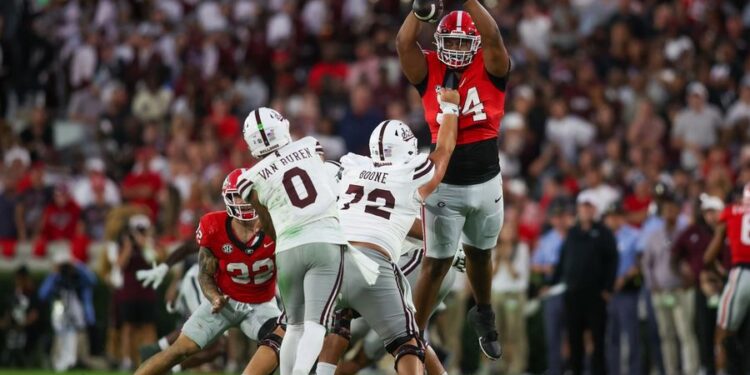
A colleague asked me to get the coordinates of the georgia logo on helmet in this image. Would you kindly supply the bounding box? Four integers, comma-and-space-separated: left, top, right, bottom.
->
223, 168, 257, 221
369, 120, 418, 165
243, 107, 292, 158
435, 11, 481, 69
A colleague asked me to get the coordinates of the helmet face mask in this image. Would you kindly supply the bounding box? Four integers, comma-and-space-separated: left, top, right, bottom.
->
435, 11, 481, 69
369, 120, 419, 165
223, 169, 257, 221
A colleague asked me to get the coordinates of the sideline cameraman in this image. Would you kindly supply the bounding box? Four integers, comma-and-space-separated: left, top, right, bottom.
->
38, 250, 97, 371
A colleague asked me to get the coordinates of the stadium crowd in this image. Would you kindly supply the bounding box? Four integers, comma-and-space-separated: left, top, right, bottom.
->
1, 0, 750, 373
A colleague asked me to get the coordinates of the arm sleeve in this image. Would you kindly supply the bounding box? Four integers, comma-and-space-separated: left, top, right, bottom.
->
236, 172, 254, 201
413, 157, 436, 186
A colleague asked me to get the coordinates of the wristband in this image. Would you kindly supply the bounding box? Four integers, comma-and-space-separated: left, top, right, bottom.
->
439, 101, 459, 116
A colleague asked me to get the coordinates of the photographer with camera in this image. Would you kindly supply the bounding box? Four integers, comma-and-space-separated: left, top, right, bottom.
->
38, 250, 97, 372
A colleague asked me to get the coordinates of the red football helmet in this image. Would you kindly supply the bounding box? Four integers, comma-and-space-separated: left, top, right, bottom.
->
223, 169, 257, 221
435, 11, 481, 69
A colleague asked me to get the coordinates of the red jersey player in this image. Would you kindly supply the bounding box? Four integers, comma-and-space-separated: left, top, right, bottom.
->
704, 183, 750, 373
135, 169, 285, 375
396, 0, 511, 360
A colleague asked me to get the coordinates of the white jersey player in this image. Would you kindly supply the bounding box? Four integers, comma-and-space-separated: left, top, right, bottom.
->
317, 87, 461, 375
236, 107, 348, 375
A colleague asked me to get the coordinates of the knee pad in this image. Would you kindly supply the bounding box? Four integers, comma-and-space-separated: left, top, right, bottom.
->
258, 317, 279, 342
393, 344, 425, 371
259, 333, 283, 358
331, 309, 355, 341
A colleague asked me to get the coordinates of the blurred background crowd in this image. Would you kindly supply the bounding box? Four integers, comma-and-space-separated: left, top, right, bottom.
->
2, 0, 750, 373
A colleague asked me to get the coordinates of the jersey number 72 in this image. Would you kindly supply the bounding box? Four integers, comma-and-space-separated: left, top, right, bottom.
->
341, 184, 395, 220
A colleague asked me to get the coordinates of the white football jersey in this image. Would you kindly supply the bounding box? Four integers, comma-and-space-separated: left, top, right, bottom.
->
337, 152, 435, 260
238, 137, 347, 252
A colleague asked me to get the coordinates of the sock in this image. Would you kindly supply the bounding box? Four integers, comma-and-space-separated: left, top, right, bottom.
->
476, 303, 492, 314
280, 324, 303, 375
292, 321, 327, 375
316, 362, 337, 375
171, 364, 182, 373
158, 337, 170, 350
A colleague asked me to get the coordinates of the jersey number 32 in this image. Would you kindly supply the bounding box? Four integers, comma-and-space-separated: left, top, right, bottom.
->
227, 259, 274, 285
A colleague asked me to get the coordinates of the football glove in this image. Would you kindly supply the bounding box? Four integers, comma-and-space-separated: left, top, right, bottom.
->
452, 248, 466, 273
136, 262, 169, 289
413, 0, 443, 23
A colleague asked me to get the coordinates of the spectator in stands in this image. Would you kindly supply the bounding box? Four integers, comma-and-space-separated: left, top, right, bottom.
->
518, 1, 552, 61
671, 82, 723, 171
112, 214, 161, 371
72, 157, 120, 208
19, 107, 53, 162
545, 98, 595, 163
602, 203, 642, 375
121, 148, 164, 218
337, 84, 383, 155
724, 75, 750, 137
39, 251, 97, 372
532, 197, 573, 375
671, 195, 730, 375
15, 164, 51, 243
642, 192, 699, 375
33, 184, 85, 259
555, 191, 618, 375
0, 172, 20, 257
0, 265, 41, 367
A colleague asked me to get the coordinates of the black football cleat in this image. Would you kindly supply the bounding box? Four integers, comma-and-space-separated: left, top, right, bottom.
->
467, 305, 502, 360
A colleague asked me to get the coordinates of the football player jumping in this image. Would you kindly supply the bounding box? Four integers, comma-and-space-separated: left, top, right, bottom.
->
237, 108, 349, 375
315, 87, 460, 375
704, 183, 750, 373
397, 0, 511, 360
134, 169, 284, 375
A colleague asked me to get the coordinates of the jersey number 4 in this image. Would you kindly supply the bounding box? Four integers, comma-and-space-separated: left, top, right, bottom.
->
341, 184, 395, 219
462, 87, 486, 121
226, 259, 274, 285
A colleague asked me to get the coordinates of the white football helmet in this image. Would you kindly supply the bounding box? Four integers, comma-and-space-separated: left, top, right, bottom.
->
243, 107, 292, 158
369, 120, 418, 165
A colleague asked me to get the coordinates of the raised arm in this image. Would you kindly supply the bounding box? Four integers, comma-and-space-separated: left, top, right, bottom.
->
396, 12, 429, 85
198, 246, 227, 314
463, 0, 511, 77
237, 174, 277, 240
249, 190, 276, 241
418, 88, 460, 198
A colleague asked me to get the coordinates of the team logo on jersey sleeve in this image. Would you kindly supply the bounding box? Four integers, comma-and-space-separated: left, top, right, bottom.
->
222, 244, 233, 254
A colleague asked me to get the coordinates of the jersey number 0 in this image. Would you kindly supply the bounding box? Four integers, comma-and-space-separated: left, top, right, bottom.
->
283, 167, 318, 208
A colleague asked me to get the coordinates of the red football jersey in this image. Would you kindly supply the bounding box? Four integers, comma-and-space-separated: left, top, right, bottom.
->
421, 49, 507, 145
195, 211, 277, 304
719, 204, 750, 266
